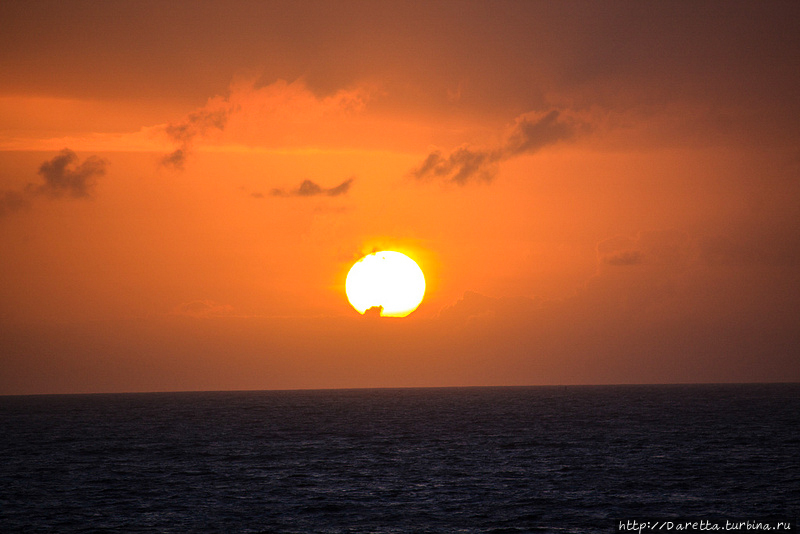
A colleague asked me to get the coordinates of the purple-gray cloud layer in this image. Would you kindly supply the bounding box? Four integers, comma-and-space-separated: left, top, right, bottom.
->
595, 229, 800, 270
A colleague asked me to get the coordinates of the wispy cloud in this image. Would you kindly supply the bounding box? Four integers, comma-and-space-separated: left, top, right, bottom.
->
159, 78, 372, 169
171, 300, 235, 318
411, 148, 501, 186
505, 111, 575, 156
597, 230, 690, 268
412, 110, 577, 185
161, 106, 230, 170
269, 177, 354, 198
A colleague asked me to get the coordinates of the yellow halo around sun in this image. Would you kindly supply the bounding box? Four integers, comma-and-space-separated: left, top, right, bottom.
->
345, 251, 426, 317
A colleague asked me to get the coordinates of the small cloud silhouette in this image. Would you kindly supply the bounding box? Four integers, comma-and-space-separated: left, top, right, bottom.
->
1, 149, 107, 219
0, 190, 31, 217
171, 299, 235, 318
160, 149, 186, 170
363, 305, 384, 318
603, 250, 644, 266
36, 149, 107, 198
271, 177, 354, 197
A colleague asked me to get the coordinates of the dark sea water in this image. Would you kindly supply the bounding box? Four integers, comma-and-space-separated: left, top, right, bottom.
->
1, 384, 798, 533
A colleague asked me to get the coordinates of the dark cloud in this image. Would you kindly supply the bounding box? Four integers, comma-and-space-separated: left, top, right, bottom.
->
412, 151, 445, 179
326, 178, 354, 196
296, 180, 323, 196
270, 177, 354, 197
411, 147, 501, 185
36, 149, 107, 198
0, 149, 107, 219
161, 108, 229, 169
171, 300, 234, 318
160, 149, 186, 170
603, 250, 644, 266
597, 230, 690, 268
412, 110, 576, 185
165, 108, 229, 145
0, 190, 31, 217
505, 110, 575, 156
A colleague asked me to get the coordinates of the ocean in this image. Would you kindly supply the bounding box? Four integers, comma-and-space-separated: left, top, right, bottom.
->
1, 384, 798, 533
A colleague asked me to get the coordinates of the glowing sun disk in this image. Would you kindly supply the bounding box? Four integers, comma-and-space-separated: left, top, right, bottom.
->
345, 251, 426, 317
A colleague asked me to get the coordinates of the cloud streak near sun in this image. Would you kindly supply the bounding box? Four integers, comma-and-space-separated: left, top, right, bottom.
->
411, 110, 577, 185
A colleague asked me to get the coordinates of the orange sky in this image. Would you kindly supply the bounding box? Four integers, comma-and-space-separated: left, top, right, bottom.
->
1, 1, 799, 394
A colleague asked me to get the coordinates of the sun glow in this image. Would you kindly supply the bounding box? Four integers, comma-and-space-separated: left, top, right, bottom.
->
345, 251, 426, 317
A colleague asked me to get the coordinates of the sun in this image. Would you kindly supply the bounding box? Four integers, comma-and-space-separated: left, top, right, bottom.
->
345, 251, 426, 317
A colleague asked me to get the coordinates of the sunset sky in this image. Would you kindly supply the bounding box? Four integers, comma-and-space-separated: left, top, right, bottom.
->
2, 1, 799, 394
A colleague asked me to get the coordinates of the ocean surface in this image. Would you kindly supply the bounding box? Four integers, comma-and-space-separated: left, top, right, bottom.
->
1, 384, 798, 533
